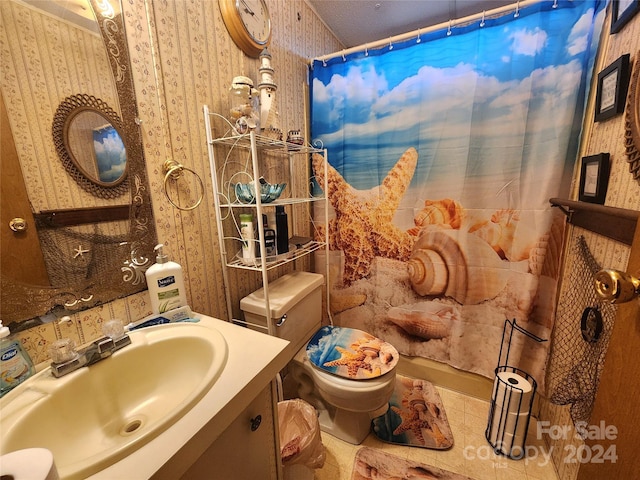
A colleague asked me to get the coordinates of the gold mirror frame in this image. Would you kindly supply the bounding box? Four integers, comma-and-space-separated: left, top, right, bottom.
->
52, 93, 129, 198
624, 51, 640, 183
0, 0, 156, 327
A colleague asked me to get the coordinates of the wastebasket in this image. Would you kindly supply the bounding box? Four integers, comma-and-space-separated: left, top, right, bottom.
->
278, 399, 325, 480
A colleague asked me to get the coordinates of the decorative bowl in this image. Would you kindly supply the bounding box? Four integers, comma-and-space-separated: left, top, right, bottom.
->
234, 182, 286, 203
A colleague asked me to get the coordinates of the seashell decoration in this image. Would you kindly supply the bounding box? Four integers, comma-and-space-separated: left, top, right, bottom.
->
467, 209, 537, 262
407, 226, 511, 304
408, 198, 464, 236
528, 211, 565, 279
386, 302, 458, 340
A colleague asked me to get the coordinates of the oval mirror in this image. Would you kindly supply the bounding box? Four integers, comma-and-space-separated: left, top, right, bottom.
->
52, 94, 129, 198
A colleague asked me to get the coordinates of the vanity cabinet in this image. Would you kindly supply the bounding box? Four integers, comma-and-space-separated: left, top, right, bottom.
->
180, 383, 279, 480
203, 105, 329, 334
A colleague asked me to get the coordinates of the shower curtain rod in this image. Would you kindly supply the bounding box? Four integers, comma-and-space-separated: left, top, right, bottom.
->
310, 0, 544, 64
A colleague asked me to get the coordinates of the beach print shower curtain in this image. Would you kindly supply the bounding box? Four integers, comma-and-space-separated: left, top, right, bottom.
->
309, 0, 605, 386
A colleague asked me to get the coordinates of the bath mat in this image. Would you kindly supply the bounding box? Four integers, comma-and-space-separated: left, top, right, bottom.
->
306, 325, 398, 379
372, 375, 454, 449
351, 447, 473, 480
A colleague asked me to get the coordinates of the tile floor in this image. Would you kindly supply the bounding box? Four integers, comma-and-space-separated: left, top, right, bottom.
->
314, 386, 559, 480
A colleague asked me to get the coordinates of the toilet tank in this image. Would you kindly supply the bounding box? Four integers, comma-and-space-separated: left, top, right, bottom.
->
240, 271, 324, 355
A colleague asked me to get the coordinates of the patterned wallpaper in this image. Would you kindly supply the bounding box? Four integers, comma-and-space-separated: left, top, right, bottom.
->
124, 0, 342, 322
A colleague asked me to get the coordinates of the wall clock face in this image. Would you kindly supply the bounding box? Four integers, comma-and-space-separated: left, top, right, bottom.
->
219, 0, 271, 58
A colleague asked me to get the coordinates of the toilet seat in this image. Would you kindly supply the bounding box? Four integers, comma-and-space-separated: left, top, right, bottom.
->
293, 344, 397, 413
306, 326, 399, 380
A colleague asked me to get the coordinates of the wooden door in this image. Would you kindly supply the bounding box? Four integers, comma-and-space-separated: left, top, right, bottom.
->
0, 93, 50, 286
577, 225, 640, 479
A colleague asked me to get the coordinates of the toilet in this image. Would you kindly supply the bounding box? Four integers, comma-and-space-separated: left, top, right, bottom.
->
240, 271, 398, 445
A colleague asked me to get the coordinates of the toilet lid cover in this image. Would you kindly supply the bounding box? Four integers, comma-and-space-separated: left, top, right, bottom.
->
306, 326, 399, 380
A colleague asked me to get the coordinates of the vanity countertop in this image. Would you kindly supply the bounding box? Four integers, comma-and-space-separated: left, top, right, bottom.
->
89, 313, 290, 479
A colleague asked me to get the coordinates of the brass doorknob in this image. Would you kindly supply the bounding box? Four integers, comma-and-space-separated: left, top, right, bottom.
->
9, 217, 27, 232
594, 269, 640, 304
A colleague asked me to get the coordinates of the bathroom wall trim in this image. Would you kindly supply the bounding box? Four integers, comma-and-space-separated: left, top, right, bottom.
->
398, 355, 493, 400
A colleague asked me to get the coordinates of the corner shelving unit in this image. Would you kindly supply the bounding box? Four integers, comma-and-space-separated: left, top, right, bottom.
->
204, 105, 329, 336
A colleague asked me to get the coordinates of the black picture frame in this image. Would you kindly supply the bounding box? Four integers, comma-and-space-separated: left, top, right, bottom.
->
611, 0, 640, 34
579, 153, 610, 204
594, 54, 631, 122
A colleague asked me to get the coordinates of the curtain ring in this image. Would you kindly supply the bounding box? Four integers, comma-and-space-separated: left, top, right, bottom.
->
162, 159, 205, 211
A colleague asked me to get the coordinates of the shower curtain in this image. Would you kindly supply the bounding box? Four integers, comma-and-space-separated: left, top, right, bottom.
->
309, 0, 605, 386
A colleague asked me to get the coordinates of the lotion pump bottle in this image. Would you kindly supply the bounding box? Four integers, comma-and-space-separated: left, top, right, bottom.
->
145, 244, 188, 314
239, 213, 256, 261
0, 319, 35, 397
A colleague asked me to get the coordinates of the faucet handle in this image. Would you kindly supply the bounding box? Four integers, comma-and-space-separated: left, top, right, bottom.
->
49, 338, 78, 364
102, 319, 125, 339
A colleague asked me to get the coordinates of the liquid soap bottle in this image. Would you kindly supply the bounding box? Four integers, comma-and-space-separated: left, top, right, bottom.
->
0, 319, 35, 397
145, 243, 188, 314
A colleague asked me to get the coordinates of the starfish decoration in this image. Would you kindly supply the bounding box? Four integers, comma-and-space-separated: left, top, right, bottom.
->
391, 405, 434, 445
312, 148, 418, 286
323, 346, 372, 378
73, 245, 90, 258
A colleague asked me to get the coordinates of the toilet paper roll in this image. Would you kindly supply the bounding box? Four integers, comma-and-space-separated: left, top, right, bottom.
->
492, 371, 533, 414
0, 448, 59, 480
488, 409, 530, 445
492, 431, 527, 457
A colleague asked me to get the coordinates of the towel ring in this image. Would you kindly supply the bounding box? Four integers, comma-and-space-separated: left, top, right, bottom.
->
162, 159, 205, 211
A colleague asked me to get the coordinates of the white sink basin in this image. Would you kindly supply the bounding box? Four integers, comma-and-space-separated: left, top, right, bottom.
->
0, 322, 227, 480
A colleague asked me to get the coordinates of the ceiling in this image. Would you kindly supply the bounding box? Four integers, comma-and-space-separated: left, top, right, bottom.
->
306, 0, 515, 48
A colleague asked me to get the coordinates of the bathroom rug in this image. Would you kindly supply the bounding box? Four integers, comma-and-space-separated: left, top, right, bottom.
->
372, 375, 454, 449
351, 447, 473, 480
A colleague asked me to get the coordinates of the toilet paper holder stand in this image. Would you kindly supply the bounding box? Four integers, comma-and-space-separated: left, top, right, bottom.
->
485, 319, 547, 459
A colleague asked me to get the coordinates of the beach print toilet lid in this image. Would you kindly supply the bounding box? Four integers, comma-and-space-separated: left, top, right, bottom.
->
307, 326, 399, 380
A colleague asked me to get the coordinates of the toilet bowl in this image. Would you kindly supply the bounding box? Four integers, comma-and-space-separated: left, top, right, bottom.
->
289, 337, 397, 444
240, 272, 399, 445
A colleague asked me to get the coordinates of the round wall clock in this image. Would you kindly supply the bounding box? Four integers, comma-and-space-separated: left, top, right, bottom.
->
219, 0, 271, 58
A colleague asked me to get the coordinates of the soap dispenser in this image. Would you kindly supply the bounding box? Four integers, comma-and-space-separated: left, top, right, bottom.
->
0, 319, 35, 397
145, 244, 188, 314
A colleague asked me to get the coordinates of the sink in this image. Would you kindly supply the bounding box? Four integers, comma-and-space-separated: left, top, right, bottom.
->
0, 322, 228, 480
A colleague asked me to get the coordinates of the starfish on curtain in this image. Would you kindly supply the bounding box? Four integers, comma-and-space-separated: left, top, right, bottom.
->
312, 148, 418, 286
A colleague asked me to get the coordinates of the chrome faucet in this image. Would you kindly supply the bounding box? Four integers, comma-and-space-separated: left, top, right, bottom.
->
49, 320, 131, 378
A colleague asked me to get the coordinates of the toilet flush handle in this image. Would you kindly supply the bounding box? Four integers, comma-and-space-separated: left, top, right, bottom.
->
276, 314, 287, 327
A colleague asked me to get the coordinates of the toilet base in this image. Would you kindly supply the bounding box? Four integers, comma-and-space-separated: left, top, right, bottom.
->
317, 404, 373, 445
282, 373, 375, 445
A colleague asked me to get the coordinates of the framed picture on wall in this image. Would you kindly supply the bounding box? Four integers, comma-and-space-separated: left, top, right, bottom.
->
579, 153, 610, 204
611, 0, 640, 34
594, 54, 631, 122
